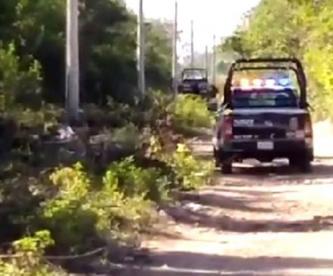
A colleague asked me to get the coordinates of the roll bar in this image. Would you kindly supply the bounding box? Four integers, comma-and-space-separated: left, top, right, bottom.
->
181, 68, 208, 79
223, 58, 308, 108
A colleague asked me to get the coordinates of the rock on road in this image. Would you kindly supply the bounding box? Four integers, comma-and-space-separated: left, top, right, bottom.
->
113, 121, 333, 276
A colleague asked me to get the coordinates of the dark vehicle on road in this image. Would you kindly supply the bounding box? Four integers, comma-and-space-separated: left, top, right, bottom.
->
178, 68, 217, 98
213, 58, 313, 174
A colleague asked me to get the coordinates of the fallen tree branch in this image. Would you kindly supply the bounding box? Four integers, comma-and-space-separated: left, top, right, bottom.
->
0, 247, 106, 261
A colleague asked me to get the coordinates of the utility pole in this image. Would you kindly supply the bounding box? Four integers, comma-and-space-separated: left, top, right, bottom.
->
66, 0, 80, 123
172, 0, 178, 94
137, 0, 145, 96
212, 34, 217, 85
190, 20, 194, 68
204, 45, 209, 77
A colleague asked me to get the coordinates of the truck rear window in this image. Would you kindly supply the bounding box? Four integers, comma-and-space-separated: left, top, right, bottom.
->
230, 69, 300, 108
232, 88, 298, 108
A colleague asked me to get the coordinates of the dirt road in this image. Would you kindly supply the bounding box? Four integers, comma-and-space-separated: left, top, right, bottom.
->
113, 123, 333, 276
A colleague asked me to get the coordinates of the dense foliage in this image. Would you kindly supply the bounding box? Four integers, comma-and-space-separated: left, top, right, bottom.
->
0, 0, 172, 106
170, 94, 214, 135
0, 0, 215, 273
0, 231, 66, 276
222, 0, 333, 120
0, 93, 214, 273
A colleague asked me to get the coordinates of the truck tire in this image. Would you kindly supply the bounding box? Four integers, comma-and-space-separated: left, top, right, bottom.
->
290, 157, 312, 173
299, 159, 312, 173
221, 162, 232, 174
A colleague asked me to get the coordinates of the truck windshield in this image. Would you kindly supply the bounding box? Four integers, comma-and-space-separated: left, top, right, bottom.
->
182, 69, 206, 80
232, 88, 298, 108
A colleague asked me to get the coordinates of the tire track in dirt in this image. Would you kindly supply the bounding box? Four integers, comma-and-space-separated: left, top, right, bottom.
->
114, 123, 333, 275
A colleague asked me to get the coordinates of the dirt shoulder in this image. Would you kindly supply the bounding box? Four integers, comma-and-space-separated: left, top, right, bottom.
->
112, 137, 333, 276
138, 165, 333, 275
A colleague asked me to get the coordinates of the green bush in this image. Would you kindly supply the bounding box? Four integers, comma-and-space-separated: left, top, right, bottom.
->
36, 158, 170, 254
0, 170, 48, 244
41, 163, 99, 253
142, 90, 174, 124
168, 144, 214, 190
0, 89, 216, 267
0, 43, 42, 110
111, 123, 141, 150
90, 189, 155, 244
171, 95, 214, 133
0, 230, 66, 276
104, 157, 171, 202
147, 137, 214, 191
5, 104, 61, 130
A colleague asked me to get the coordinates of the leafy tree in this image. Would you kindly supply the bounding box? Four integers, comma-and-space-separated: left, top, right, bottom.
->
0, 0, 172, 106
0, 43, 42, 110
221, 0, 333, 120
145, 20, 172, 91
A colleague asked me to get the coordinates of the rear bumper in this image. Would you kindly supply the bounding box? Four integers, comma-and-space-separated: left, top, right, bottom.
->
215, 139, 313, 161
179, 88, 208, 94
178, 83, 208, 93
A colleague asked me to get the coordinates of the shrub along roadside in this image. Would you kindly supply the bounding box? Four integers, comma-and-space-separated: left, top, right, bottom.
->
39, 160, 164, 254
0, 151, 213, 273
170, 94, 214, 136
0, 231, 66, 276
0, 93, 215, 273
40, 136, 213, 255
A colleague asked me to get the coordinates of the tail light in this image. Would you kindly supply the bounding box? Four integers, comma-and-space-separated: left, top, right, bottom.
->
304, 115, 313, 138
304, 115, 313, 148
220, 116, 233, 141
224, 117, 233, 139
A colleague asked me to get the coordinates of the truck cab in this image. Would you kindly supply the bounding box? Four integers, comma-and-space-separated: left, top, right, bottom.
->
213, 58, 313, 174
178, 68, 217, 98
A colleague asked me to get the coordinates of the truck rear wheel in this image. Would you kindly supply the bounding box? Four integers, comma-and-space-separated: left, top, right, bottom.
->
221, 162, 232, 174
290, 157, 312, 173
299, 159, 312, 173
213, 148, 220, 167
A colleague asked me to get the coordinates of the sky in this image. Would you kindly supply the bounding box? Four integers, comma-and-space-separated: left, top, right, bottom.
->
125, 0, 260, 57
